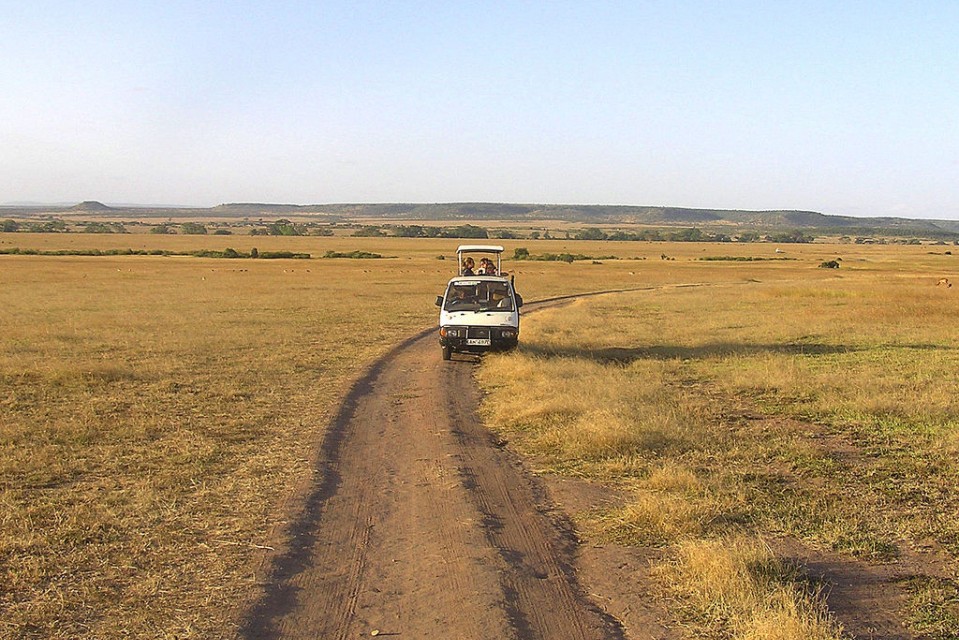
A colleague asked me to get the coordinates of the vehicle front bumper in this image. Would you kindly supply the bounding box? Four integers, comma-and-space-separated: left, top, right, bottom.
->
439, 325, 519, 353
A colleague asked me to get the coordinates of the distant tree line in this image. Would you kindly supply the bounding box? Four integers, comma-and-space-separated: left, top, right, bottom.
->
571, 227, 816, 243
512, 247, 618, 263
353, 224, 492, 239
6, 216, 958, 245
2, 219, 68, 233
342, 224, 819, 243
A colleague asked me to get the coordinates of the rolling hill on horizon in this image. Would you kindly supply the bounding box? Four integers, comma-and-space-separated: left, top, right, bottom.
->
5, 201, 959, 236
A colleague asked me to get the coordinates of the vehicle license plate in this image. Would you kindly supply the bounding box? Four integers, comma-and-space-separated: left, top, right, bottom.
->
467, 338, 491, 346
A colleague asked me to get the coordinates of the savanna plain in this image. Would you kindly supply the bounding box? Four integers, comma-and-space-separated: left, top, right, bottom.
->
2, 232, 958, 639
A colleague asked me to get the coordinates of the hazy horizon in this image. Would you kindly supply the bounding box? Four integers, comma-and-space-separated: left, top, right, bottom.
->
3, 2, 957, 220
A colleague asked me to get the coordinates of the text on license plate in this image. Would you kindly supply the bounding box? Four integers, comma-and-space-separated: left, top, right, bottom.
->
466, 338, 491, 346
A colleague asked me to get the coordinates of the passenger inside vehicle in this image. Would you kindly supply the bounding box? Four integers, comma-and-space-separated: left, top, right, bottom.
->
446, 279, 514, 312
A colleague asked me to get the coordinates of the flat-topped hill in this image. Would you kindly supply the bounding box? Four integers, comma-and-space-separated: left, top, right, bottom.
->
70, 201, 114, 212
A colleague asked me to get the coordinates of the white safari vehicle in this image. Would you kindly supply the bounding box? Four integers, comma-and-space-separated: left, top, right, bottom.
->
435, 245, 523, 360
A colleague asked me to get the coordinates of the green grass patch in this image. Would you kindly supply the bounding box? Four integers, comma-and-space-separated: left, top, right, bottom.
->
900, 575, 959, 639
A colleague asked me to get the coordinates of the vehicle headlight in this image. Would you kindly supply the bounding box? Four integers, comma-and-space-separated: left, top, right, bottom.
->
501, 329, 517, 339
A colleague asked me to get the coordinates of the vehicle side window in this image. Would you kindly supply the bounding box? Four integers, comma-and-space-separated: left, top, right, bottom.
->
488, 283, 514, 311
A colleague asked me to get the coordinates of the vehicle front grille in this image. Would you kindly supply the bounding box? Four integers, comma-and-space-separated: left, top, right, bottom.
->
468, 327, 491, 340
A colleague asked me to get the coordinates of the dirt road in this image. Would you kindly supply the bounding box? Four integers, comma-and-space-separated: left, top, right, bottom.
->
240, 310, 628, 639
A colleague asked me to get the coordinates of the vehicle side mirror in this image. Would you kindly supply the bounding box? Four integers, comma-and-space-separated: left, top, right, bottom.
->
435, 295, 444, 307
515, 294, 523, 308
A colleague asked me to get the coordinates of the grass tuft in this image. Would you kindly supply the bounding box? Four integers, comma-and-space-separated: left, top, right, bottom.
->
660, 537, 843, 640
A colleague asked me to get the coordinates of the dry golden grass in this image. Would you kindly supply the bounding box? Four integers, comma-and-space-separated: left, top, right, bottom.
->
480, 241, 959, 637
660, 537, 842, 640
1, 250, 442, 638
0, 233, 664, 638
5, 233, 959, 637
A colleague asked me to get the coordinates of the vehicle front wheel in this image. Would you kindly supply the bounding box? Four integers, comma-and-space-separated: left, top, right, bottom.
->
442, 345, 452, 361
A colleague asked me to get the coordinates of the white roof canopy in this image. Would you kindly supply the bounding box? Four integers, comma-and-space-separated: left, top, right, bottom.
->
456, 245, 504, 254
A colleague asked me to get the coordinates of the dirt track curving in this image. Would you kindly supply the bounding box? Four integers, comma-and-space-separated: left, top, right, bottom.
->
239, 285, 942, 640
240, 298, 631, 639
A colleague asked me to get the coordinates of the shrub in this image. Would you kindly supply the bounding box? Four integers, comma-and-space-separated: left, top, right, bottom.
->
574, 227, 608, 241
258, 251, 311, 259
322, 250, 382, 259
83, 222, 126, 234
352, 226, 386, 237
440, 224, 488, 239
180, 222, 208, 235
267, 220, 303, 236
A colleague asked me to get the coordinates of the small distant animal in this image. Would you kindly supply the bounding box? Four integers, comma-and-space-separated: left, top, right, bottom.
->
937, 278, 952, 288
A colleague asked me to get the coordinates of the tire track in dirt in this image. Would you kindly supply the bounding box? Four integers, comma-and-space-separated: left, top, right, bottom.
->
239, 290, 643, 640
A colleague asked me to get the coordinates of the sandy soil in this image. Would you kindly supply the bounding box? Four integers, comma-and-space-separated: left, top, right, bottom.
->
238, 316, 637, 639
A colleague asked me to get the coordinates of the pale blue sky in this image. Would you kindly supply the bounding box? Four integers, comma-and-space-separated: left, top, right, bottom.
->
2, 1, 957, 219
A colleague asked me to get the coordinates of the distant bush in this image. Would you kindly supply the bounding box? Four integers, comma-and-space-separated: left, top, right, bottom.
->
322, 250, 382, 259
150, 224, 175, 234
352, 226, 386, 237
258, 251, 311, 259
0, 248, 176, 256
188, 248, 310, 259
514, 249, 615, 263
192, 249, 243, 258
700, 256, 796, 262
439, 224, 488, 239
574, 227, 607, 241
267, 219, 304, 236
180, 222, 208, 235
0, 247, 315, 259
83, 222, 127, 234
2, 219, 19, 232
768, 230, 815, 243
212, 229, 232, 235
27, 220, 68, 233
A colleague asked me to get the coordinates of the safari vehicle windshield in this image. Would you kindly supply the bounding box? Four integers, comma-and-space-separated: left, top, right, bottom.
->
444, 281, 514, 312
